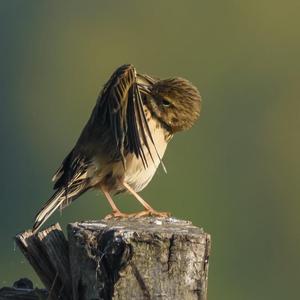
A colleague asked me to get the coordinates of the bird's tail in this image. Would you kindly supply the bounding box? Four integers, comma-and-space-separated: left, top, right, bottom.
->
32, 189, 68, 233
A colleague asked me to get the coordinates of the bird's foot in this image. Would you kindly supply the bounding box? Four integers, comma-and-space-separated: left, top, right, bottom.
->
132, 209, 171, 218
104, 210, 132, 220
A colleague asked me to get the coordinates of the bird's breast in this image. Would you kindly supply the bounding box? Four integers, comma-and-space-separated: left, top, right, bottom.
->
90, 106, 173, 194
98, 112, 171, 194
123, 116, 170, 192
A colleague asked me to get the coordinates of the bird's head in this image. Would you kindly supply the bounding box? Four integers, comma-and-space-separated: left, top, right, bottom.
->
140, 77, 201, 133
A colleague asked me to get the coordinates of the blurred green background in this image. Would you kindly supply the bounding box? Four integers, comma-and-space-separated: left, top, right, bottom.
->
1, 1, 299, 299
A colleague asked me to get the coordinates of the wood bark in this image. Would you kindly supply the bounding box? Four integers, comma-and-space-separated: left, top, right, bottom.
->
68, 218, 211, 300
10, 217, 210, 300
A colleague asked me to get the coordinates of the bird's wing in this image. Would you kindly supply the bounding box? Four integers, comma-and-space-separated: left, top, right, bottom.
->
52, 65, 160, 190
94, 64, 161, 169
52, 150, 89, 191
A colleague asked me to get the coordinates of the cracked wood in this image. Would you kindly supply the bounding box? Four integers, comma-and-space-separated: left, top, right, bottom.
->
68, 217, 211, 300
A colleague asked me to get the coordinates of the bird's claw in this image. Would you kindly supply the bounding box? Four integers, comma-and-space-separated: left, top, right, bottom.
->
133, 210, 171, 218
104, 210, 133, 220
104, 209, 171, 220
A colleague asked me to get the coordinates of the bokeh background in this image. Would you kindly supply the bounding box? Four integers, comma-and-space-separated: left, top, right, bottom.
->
1, 1, 299, 299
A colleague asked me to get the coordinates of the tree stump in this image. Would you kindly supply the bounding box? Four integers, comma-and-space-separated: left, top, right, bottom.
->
68, 218, 211, 300
13, 217, 211, 300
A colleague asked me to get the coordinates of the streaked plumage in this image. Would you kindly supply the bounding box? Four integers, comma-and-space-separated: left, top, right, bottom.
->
33, 64, 201, 232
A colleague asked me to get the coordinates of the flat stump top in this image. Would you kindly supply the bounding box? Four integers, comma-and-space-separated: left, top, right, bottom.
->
70, 217, 205, 237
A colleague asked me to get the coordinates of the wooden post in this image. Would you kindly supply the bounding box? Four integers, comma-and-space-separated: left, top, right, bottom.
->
12, 217, 211, 300
15, 224, 71, 300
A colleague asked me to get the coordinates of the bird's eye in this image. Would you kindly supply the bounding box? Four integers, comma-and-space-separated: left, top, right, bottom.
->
162, 99, 171, 107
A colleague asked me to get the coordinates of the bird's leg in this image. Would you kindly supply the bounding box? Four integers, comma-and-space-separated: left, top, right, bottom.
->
121, 181, 170, 218
100, 186, 131, 219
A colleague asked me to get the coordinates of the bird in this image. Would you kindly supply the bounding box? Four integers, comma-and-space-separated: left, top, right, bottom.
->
33, 64, 201, 233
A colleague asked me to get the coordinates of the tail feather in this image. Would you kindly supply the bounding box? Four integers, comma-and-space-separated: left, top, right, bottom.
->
33, 160, 90, 233
32, 189, 66, 233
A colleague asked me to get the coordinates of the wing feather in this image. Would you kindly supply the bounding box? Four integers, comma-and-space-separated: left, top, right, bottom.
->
52, 64, 166, 201
96, 64, 161, 169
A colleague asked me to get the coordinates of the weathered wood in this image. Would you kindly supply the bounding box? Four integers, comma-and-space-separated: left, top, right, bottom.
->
68, 217, 211, 300
13, 218, 211, 300
15, 224, 71, 300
